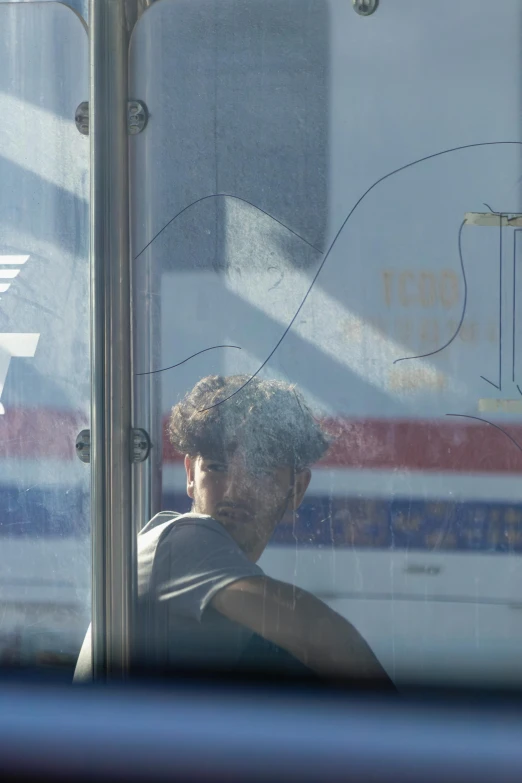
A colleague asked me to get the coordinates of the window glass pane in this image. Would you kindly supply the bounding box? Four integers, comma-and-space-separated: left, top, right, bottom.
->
13, 0, 87, 24
130, 0, 522, 686
0, 2, 89, 672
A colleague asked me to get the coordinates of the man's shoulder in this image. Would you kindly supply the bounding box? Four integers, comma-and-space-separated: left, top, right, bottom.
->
139, 510, 182, 536
137, 511, 222, 597
138, 510, 264, 618
140, 510, 229, 538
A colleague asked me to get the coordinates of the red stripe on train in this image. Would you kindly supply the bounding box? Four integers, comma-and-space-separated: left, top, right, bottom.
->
1, 409, 522, 475
164, 416, 522, 474
0, 409, 85, 460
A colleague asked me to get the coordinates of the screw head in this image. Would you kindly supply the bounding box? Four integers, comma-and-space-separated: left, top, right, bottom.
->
75, 429, 91, 463
353, 0, 379, 16
128, 100, 148, 135
75, 101, 89, 135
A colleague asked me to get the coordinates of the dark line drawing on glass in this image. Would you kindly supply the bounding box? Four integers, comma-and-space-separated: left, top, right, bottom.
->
446, 413, 522, 453
134, 141, 522, 409
513, 230, 522, 393
135, 345, 241, 376
393, 219, 468, 365
480, 213, 503, 391
134, 193, 323, 263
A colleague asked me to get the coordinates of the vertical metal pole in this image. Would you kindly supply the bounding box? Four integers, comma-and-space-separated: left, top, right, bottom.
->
90, 0, 134, 679
132, 256, 163, 530
130, 9, 163, 530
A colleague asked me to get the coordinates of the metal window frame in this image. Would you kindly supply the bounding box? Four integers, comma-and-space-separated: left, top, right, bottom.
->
0, 0, 157, 679
90, 0, 132, 680
0, 0, 158, 30
89, 0, 160, 680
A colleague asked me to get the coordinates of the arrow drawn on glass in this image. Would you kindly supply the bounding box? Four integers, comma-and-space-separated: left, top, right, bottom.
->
134, 141, 522, 409
480, 211, 503, 391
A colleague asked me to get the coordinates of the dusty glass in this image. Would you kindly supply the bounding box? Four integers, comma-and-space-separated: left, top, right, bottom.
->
129, 0, 522, 686
0, 2, 90, 670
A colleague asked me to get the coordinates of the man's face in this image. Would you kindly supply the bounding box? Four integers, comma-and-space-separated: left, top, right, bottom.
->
185, 450, 311, 562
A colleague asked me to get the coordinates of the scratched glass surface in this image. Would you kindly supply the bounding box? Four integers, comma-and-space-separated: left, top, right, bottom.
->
130, 0, 522, 685
11, 0, 88, 23
0, 3, 90, 670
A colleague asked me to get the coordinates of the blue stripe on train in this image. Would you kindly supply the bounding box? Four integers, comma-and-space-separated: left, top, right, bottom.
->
165, 493, 522, 554
0, 486, 89, 537
0, 487, 521, 554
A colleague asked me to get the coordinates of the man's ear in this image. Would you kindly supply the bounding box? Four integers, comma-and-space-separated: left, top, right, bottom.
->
185, 454, 195, 499
290, 468, 311, 510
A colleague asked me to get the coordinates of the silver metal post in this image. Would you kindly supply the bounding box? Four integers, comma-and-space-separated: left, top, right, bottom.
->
132, 255, 163, 530
130, 0, 163, 530
90, 0, 135, 679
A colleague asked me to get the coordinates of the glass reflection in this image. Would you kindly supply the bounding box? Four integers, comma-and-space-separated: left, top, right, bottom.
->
0, 2, 90, 672
123, 0, 522, 687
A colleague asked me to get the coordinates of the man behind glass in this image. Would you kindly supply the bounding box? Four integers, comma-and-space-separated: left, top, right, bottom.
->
75, 374, 392, 687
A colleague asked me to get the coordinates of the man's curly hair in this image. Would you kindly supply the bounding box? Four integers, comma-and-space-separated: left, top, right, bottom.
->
168, 375, 331, 472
